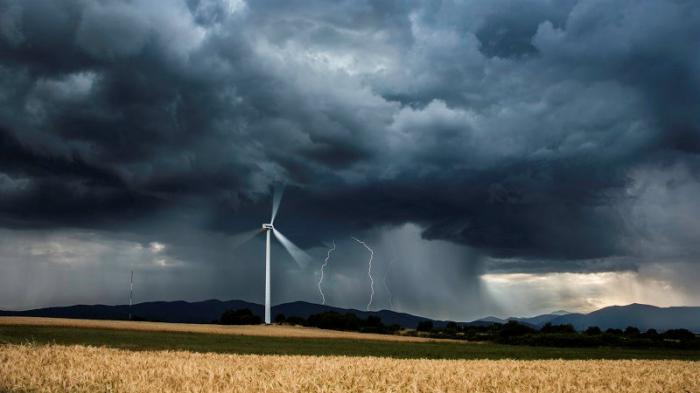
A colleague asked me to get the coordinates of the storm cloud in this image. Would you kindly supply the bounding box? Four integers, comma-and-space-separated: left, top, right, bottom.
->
1, 0, 699, 319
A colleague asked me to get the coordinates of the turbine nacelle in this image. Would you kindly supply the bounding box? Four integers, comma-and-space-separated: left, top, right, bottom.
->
262, 223, 274, 230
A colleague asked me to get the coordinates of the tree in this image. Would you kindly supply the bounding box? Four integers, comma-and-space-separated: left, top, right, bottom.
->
643, 329, 660, 340
663, 329, 695, 341
499, 321, 535, 338
274, 313, 286, 324
444, 321, 459, 336
541, 323, 575, 334
306, 312, 361, 331
584, 326, 602, 335
624, 326, 641, 337
366, 315, 383, 327
219, 308, 261, 325
360, 315, 386, 333
416, 320, 434, 332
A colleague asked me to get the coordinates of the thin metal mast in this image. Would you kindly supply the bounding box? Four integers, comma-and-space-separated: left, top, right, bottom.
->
129, 270, 133, 320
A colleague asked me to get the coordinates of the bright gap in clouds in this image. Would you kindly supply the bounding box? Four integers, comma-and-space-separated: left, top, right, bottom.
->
481, 270, 696, 318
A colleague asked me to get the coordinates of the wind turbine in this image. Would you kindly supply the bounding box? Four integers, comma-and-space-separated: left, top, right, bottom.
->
259, 187, 312, 324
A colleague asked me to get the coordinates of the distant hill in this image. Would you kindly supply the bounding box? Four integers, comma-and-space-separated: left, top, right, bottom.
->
510, 312, 572, 327
473, 305, 699, 332
0, 300, 436, 329
2, 301, 698, 332
273, 301, 438, 328
550, 310, 572, 316
547, 303, 700, 332
464, 305, 699, 333
470, 311, 572, 328
471, 316, 506, 325
0, 299, 263, 324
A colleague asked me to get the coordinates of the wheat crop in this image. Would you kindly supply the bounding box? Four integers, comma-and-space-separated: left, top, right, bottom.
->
0, 343, 697, 393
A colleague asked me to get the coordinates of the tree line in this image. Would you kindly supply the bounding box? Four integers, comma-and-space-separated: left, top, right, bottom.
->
218, 308, 401, 333
218, 308, 699, 349
421, 320, 699, 349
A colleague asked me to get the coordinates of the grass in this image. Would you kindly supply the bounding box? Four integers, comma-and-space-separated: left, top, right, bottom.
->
2, 324, 700, 360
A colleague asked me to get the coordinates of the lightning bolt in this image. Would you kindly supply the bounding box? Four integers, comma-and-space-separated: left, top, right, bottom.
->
352, 237, 374, 311
318, 240, 336, 305
384, 258, 394, 309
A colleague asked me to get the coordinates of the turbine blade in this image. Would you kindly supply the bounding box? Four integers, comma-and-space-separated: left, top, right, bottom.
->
229, 228, 262, 251
273, 229, 312, 269
270, 185, 285, 224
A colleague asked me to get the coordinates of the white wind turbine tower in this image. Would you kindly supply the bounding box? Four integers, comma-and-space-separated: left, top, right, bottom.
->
259, 187, 312, 324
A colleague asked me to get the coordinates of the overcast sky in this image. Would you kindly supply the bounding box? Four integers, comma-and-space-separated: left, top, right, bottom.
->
1, 0, 699, 320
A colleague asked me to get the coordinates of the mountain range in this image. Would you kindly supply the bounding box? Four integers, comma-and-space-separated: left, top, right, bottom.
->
1, 300, 698, 332
0, 300, 437, 328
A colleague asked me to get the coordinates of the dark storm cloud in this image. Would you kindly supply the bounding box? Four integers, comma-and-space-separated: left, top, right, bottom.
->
1, 0, 700, 274
475, 0, 576, 58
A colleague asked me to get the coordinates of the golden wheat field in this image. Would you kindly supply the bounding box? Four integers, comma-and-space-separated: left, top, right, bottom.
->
0, 316, 439, 343
0, 344, 697, 393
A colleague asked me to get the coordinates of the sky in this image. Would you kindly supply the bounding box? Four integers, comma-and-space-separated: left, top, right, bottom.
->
1, 0, 699, 321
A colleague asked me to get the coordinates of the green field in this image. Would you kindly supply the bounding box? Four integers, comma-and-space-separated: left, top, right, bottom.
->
1, 325, 699, 360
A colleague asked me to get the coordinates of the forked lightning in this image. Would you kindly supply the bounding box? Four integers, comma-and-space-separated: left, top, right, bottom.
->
352, 237, 375, 311
318, 240, 336, 305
